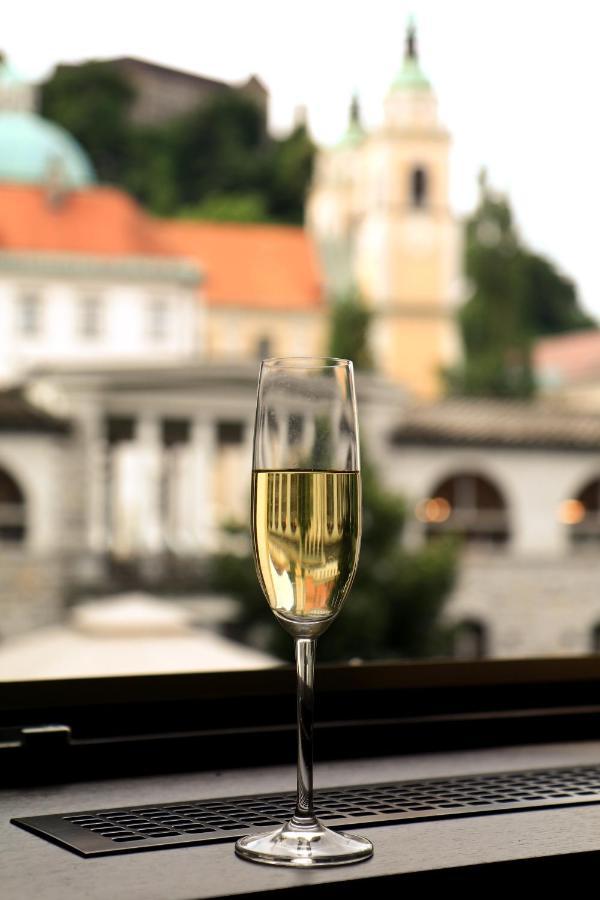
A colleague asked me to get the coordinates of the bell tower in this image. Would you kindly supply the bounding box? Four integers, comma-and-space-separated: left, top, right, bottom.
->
355, 20, 461, 395
307, 21, 462, 396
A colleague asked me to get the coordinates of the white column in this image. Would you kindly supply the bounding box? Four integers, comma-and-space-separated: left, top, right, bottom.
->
187, 418, 216, 552
82, 411, 109, 554
135, 415, 163, 555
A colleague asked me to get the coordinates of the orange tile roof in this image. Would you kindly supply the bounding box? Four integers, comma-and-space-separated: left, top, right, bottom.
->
157, 219, 323, 311
534, 330, 600, 385
0, 184, 323, 312
0, 183, 170, 256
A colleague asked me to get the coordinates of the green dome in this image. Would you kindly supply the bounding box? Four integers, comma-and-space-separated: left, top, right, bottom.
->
0, 111, 96, 188
337, 95, 366, 149
391, 58, 431, 91
391, 19, 431, 92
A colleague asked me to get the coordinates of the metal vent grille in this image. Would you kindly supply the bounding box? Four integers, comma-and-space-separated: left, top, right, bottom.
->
12, 764, 600, 858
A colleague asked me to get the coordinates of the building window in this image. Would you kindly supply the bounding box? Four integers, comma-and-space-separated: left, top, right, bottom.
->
217, 421, 245, 446
0, 467, 26, 543
562, 478, 600, 548
452, 620, 487, 660
410, 166, 428, 208
106, 416, 136, 445
161, 419, 190, 447
257, 336, 272, 360
416, 472, 510, 546
147, 298, 169, 341
79, 296, 102, 339
17, 292, 41, 337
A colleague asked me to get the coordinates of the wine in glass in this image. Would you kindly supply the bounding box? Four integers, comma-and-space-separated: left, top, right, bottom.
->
235, 357, 373, 867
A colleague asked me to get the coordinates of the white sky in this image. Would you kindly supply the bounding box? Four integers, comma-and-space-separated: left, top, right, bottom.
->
5, 0, 600, 315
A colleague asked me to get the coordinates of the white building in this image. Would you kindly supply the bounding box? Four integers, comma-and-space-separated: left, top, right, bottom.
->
376, 398, 600, 659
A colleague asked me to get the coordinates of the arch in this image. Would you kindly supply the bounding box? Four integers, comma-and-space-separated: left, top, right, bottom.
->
452, 619, 487, 660
409, 165, 428, 208
418, 470, 510, 546
562, 476, 600, 548
0, 465, 26, 542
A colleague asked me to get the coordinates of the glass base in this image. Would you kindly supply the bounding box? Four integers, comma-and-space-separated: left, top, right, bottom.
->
235, 817, 373, 868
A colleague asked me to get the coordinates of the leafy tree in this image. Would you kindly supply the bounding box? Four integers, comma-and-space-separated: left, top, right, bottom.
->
448, 175, 534, 397
178, 192, 269, 223
171, 90, 268, 207
124, 126, 179, 215
328, 292, 373, 370
41, 64, 316, 224
40, 62, 135, 183
521, 252, 595, 336
447, 173, 596, 398
266, 123, 316, 223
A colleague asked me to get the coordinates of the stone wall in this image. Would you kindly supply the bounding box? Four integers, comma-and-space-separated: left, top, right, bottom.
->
0, 551, 66, 640
447, 553, 600, 658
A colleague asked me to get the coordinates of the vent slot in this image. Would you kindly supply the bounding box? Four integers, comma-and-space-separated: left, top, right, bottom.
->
12, 764, 600, 857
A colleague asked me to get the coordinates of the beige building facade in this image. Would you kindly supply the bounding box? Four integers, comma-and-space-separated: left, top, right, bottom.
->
307, 23, 462, 396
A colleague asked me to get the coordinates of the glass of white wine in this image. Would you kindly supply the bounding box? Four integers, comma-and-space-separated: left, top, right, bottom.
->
235, 357, 373, 867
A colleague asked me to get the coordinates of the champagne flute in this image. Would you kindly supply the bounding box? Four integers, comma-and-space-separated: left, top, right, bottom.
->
235, 357, 373, 867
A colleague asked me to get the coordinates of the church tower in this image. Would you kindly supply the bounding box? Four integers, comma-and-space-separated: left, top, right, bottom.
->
307, 21, 462, 397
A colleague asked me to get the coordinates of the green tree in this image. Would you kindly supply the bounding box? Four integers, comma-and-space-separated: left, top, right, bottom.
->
40, 62, 135, 183
521, 252, 595, 336
448, 176, 534, 397
41, 63, 316, 224
266, 123, 316, 224
124, 126, 179, 215
447, 173, 596, 398
328, 292, 373, 370
178, 191, 269, 223
171, 90, 268, 208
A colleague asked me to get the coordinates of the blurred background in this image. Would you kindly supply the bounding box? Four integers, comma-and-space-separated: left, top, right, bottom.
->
1, 0, 600, 680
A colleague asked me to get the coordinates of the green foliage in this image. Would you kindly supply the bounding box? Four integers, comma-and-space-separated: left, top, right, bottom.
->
328, 292, 373, 370
208, 456, 457, 663
40, 66, 316, 224
41, 62, 135, 183
447, 173, 596, 398
521, 252, 595, 336
267, 124, 315, 224
170, 90, 268, 206
178, 192, 269, 223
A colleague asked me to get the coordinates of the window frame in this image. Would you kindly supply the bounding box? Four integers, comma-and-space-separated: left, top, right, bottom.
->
4, 655, 600, 785
16, 289, 42, 338
78, 294, 103, 340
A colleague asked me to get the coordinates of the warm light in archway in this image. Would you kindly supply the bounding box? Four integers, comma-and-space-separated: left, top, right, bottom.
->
558, 499, 586, 525
415, 497, 451, 523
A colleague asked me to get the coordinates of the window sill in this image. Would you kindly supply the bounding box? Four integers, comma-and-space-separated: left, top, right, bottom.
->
5, 740, 600, 898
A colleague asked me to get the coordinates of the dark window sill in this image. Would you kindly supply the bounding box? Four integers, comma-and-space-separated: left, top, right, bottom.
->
5, 741, 600, 898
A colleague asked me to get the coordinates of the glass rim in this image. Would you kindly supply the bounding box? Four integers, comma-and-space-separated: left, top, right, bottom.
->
260, 356, 353, 370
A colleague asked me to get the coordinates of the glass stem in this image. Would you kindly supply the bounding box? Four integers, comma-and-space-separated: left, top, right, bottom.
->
293, 637, 316, 824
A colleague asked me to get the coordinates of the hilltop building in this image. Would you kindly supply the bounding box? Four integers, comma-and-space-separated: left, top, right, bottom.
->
51, 56, 268, 129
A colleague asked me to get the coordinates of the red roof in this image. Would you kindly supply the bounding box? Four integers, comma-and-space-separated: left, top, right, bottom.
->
534, 330, 600, 385
0, 183, 169, 256
0, 184, 323, 312
157, 220, 323, 311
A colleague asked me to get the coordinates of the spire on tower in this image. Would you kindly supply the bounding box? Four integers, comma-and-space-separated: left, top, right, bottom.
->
405, 15, 418, 60
390, 16, 430, 92
337, 93, 365, 148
